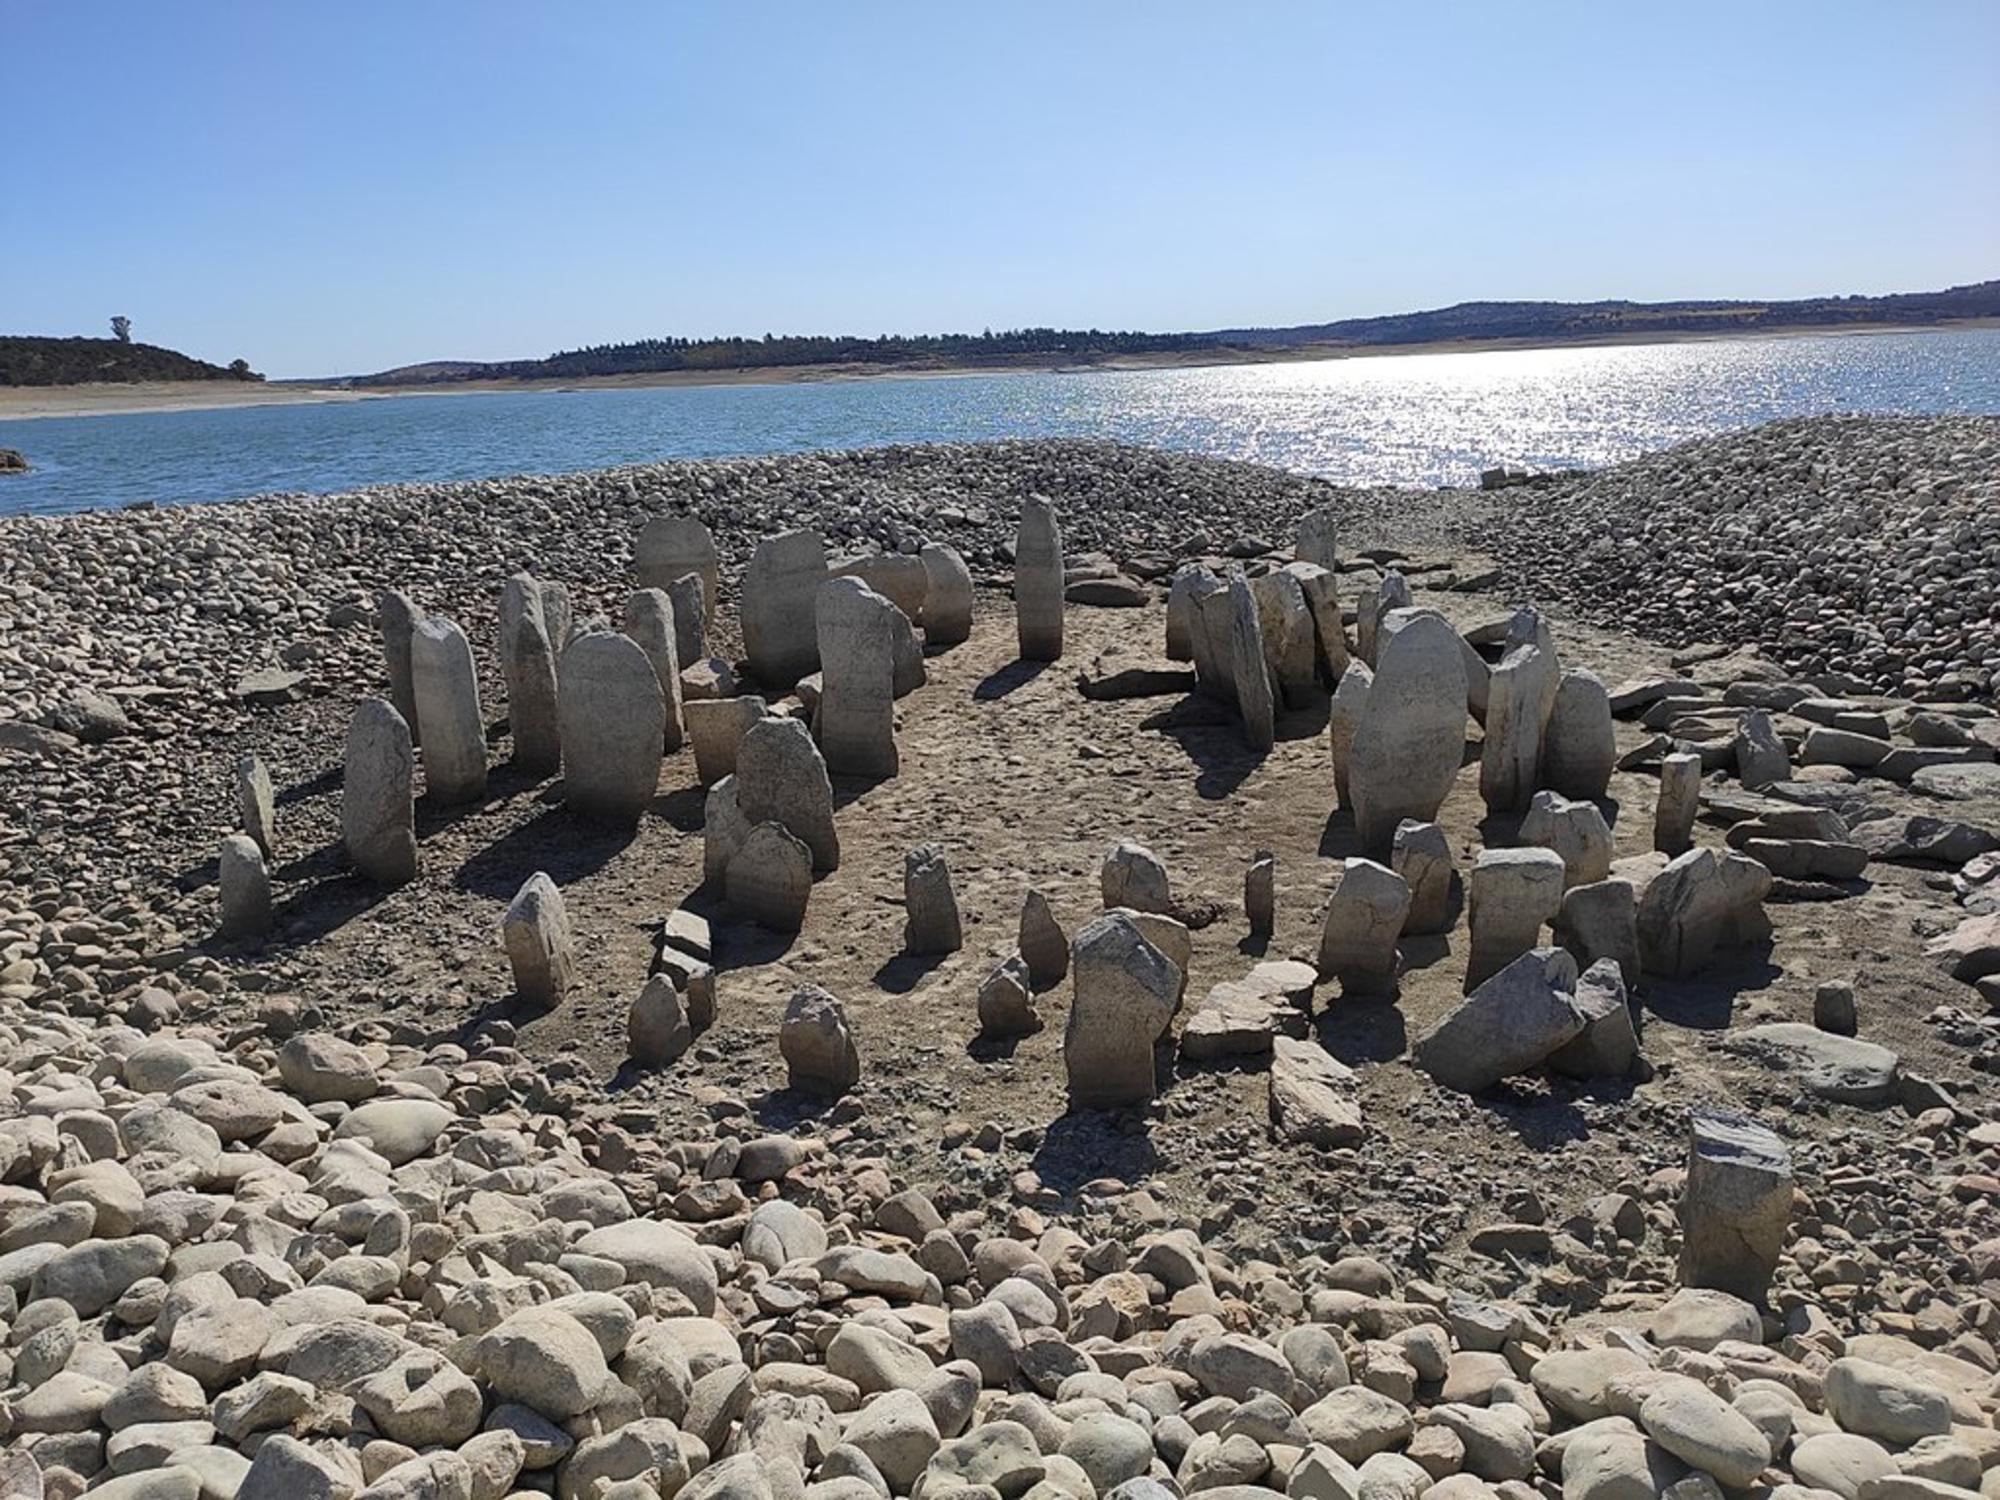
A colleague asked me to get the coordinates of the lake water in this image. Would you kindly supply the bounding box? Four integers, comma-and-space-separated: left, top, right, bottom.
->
3, 329, 1997, 517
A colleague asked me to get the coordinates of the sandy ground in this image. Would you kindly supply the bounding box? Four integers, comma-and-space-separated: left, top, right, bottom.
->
3, 319, 1990, 423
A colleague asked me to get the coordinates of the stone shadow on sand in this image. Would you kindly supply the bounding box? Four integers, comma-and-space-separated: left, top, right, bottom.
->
1469, 1087, 1594, 1149
452, 805, 635, 898
1316, 809, 1364, 861
1315, 1001, 1407, 1066
1154, 721, 1264, 802
1639, 949, 1782, 1031
973, 659, 1052, 701
1030, 1109, 1162, 1196
653, 785, 707, 834
276, 762, 343, 807
262, 867, 393, 948
872, 952, 948, 994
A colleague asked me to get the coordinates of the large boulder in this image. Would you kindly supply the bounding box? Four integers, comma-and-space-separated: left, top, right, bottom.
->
1413, 948, 1586, 1093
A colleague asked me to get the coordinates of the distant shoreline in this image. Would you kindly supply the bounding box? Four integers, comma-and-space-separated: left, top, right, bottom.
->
3, 317, 1994, 423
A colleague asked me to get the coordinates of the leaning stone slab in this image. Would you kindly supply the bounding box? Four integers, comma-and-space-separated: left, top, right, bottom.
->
1349, 609, 1468, 853
1328, 661, 1374, 809
1014, 496, 1064, 662
1636, 847, 1773, 978
559, 632, 666, 824
702, 775, 750, 889
1269, 1035, 1364, 1146
1286, 561, 1352, 683
411, 617, 486, 803
235, 752, 276, 857
1020, 889, 1069, 988
503, 872, 574, 1008
1726, 1022, 1901, 1105
816, 577, 900, 779
920, 543, 974, 647
1413, 948, 1586, 1093
377, 588, 423, 743
726, 823, 813, 932
1466, 847, 1566, 991
1228, 571, 1276, 750
666, 572, 708, 668
1165, 566, 1209, 662
904, 843, 964, 955
343, 697, 417, 886
1553, 878, 1639, 988
620, 588, 686, 753
1547, 959, 1641, 1079
1678, 1112, 1792, 1301
737, 713, 838, 872
1065, 913, 1178, 1109
635, 514, 719, 628
1316, 858, 1410, 996
1480, 622, 1558, 815
742, 529, 828, 688
685, 695, 769, 789
782, 984, 859, 1095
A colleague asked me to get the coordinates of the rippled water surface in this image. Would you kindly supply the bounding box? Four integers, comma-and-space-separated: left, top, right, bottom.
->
4, 329, 1997, 516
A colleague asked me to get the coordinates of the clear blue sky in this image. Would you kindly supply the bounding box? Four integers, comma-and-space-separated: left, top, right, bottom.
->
5, 1, 1996, 378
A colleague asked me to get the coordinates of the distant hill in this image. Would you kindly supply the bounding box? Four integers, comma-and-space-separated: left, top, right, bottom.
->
354, 279, 2000, 387
0, 336, 261, 387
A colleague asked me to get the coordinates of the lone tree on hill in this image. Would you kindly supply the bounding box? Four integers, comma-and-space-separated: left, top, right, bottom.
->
110, 316, 132, 343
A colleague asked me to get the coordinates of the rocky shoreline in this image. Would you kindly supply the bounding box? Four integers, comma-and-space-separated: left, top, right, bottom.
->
4, 417, 2000, 1499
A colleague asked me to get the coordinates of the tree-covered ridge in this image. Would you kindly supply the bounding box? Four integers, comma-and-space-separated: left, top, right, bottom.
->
0, 336, 261, 386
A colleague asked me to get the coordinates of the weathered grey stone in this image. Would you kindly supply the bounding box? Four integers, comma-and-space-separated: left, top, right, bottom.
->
1544, 670, 1616, 800
1521, 790, 1614, 888
1548, 958, 1641, 1078
1391, 819, 1453, 935
1021, 889, 1069, 987
838, 550, 930, 623
1329, 661, 1374, 808
1228, 570, 1277, 750
1101, 841, 1173, 915
503, 872, 573, 1008
1824, 1358, 1953, 1444
743, 529, 828, 688
1727, 1022, 1901, 1105
1316, 858, 1410, 996
500, 574, 563, 773
737, 713, 838, 872
1480, 630, 1558, 814
635, 514, 719, 628
1736, 709, 1790, 790
665, 571, 708, 668
1269, 1035, 1364, 1145
1554, 878, 1640, 988
1288, 560, 1352, 684
1655, 753, 1703, 856
1165, 567, 1209, 662
1180, 960, 1314, 1060
702, 774, 750, 888
1245, 851, 1276, 937
1466, 847, 1566, 991
1252, 568, 1318, 710
977, 955, 1040, 1039
905, 843, 963, 955
1065, 913, 1178, 1108
817, 577, 900, 778
411, 617, 486, 803
1298, 507, 1340, 570
377, 587, 422, 745
1350, 610, 1469, 852
217, 834, 272, 940
782, 984, 860, 1095
685, 695, 769, 789
559, 631, 666, 824
235, 753, 276, 858
1414, 948, 1586, 1093
629, 973, 692, 1066
620, 588, 686, 753
1015, 496, 1065, 662
727, 823, 813, 932
343, 698, 417, 886
920, 543, 974, 647
1679, 1112, 1793, 1301
1637, 847, 1773, 978
1184, 569, 1234, 701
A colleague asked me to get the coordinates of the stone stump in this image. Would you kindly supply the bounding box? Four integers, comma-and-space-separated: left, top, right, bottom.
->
1064, 913, 1178, 1109
978, 956, 1040, 1038
1101, 842, 1172, 915
781, 984, 860, 1095
1466, 847, 1566, 991
620, 589, 686, 753
634, 514, 719, 628
218, 834, 272, 940
685, 695, 769, 789
1655, 752, 1703, 855
236, 752, 276, 858
1245, 852, 1276, 938
500, 576, 562, 774
1678, 1113, 1793, 1301
738, 714, 839, 872
1637, 847, 1773, 978
1349, 610, 1468, 852
559, 632, 666, 824
1014, 496, 1064, 662
1391, 820, 1454, 936
1554, 878, 1639, 989
1316, 858, 1410, 995
1735, 709, 1790, 790
726, 823, 813, 932
904, 844, 963, 955
920, 543, 974, 647
1228, 571, 1277, 751
411, 617, 487, 803
742, 529, 828, 689
666, 573, 707, 668
377, 588, 423, 744
816, 578, 900, 779
1297, 507, 1339, 571
1520, 790, 1614, 888
343, 697, 417, 887
503, 872, 574, 1008
1544, 670, 1617, 800
702, 775, 750, 889
1166, 566, 1213, 662
629, 974, 692, 1066
1020, 889, 1069, 988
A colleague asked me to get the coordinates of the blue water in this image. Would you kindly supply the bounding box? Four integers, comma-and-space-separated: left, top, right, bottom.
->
4, 329, 1997, 517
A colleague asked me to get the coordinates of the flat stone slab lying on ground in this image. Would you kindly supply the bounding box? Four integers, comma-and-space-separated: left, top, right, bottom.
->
1726, 1022, 1903, 1105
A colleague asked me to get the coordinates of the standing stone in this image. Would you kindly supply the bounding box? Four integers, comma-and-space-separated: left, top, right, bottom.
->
628, 974, 692, 1066
1391, 820, 1454, 936
1481, 641, 1558, 815
887, 598, 926, 697
217, 834, 272, 940
235, 752, 276, 857
1191, 581, 1238, 705
816, 578, 900, 779
501, 578, 562, 774
559, 632, 666, 824
1544, 670, 1617, 800
726, 823, 813, 932
1373, 571, 1414, 653
1014, 496, 1064, 662
1297, 507, 1339, 571
1349, 610, 1469, 853
1316, 858, 1410, 996
685, 695, 769, 789
1735, 709, 1790, 790
621, 589, 686, 753
781, 984, 860, 1096
1245, 852, 1276, 938
1520, 790, 1614, 888
1355, 579, 1384, 667
1328, 662, 1374, 808
743, 529, 828, 688
1252, 568, 1318, 710
344, 698, 417, 887
1165, 567, 1210, 662
1064, 913, 1178, 1109
377, 588, 422, 745
635, 514, 719, 628
1288, 561, 1352, 684
1636, 848, 1774, 978
1678, 1113, 1793, 1302
1655, 752, 1703, 856
920, 543, 974, 648
1466, 847, 1567, 991
503, 872, 573, 1008
702, 775, 750, 888
840, 551, 930, 623
738, 714, 839, 872
1021, 889, 1069, 988
1554, 879, 1640, 988
1101, 842, 1173, 915
978, 956, 1040, 1038
1228, 571, 1277, 751
411, 617, 487, 803
541, 583, 574, 657
905, 844, 964, 955
665, 572, 707, 668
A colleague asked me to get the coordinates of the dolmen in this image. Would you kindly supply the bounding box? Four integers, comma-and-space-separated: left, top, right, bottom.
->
558, 631, 665, 824
1345, 608, 1469, 853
